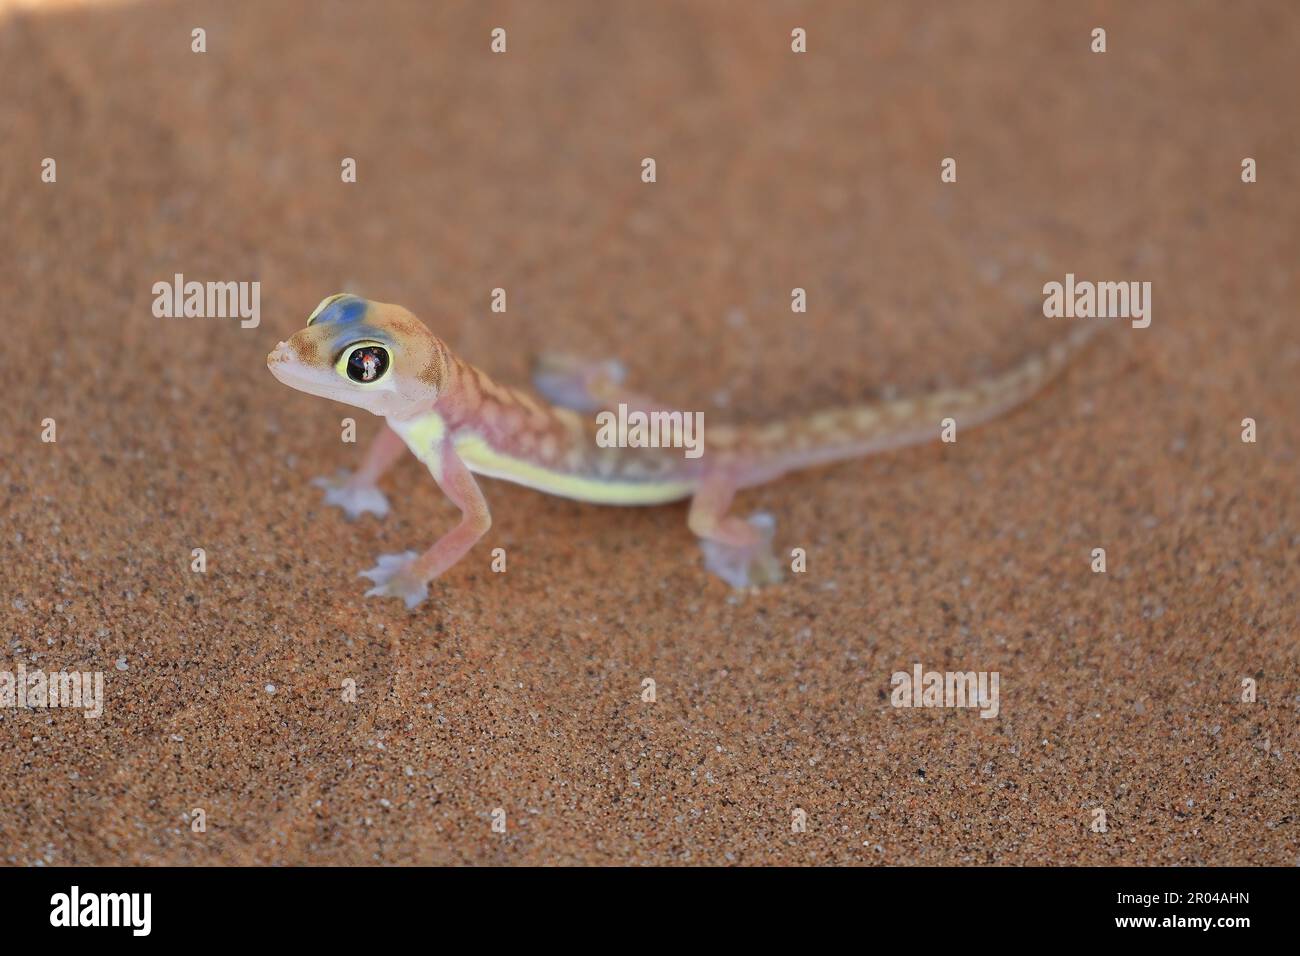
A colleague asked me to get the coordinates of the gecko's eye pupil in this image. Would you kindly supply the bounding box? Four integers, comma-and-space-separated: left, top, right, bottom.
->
346, 345, 389, 383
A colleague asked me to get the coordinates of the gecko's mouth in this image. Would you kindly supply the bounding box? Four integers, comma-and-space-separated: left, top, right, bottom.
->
266, 343, 300, 389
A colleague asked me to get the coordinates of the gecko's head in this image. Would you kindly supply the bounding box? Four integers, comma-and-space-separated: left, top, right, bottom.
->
267, 294, 447, 417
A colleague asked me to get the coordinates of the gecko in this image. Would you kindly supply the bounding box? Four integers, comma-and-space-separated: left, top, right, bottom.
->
267, 294, 1097, 607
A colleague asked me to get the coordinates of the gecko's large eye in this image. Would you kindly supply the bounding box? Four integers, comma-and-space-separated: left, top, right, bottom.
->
344, 345, 390, 383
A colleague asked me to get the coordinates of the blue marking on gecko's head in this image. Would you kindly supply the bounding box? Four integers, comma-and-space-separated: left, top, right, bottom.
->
307, 293, 369, 328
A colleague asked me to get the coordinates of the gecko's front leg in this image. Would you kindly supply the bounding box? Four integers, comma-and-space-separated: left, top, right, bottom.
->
360, 438, 491, 608
312, 423, 406, 519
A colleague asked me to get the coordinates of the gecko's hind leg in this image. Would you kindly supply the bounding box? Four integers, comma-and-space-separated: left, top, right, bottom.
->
312, 423, 406, 520
688, 476, 784, 589
532, 353, 672, 413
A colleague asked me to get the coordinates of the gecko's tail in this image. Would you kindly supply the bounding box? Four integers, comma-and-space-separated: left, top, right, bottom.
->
733, 322, 1104, 480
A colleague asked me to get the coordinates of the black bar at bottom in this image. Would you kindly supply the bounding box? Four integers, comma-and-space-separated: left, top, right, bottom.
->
0, 865, 1282, 943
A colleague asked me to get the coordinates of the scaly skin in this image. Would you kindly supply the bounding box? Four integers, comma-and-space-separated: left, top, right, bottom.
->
267, 294, 1097, 607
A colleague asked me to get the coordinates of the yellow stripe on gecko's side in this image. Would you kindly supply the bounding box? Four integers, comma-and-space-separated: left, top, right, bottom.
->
453, 434, 695, 506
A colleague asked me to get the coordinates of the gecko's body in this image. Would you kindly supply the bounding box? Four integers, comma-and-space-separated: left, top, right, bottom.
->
389, 382, 698, 506
268, 294, 1095, 607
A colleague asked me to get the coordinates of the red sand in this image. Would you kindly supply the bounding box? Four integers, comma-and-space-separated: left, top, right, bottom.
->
1, 0, 1296, 865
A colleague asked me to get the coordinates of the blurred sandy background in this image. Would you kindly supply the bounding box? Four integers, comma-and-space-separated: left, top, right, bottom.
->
1, 0, 1296, 864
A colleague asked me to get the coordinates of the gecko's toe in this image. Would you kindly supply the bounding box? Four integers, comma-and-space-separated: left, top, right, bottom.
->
360, 551, 428, 608
313, 470, 391, 520
531, 354, 626, 412
699, 512, 784, 589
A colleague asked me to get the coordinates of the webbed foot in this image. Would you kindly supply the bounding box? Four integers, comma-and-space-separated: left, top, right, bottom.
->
360, 551, 429, 608
698, 511, 784, 589
531, 354, 627, 412
312, 470, 391, 520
